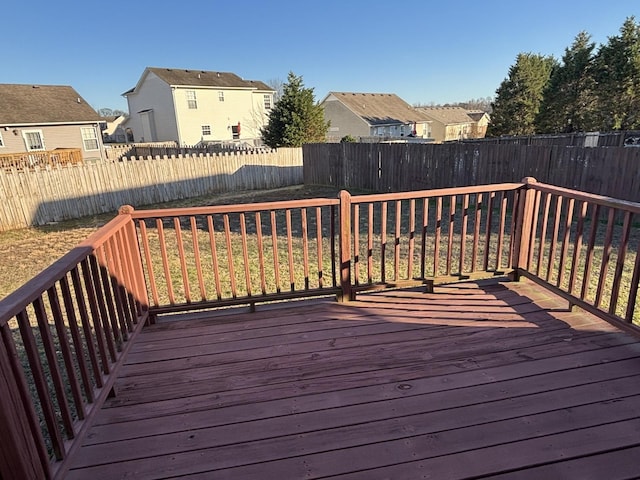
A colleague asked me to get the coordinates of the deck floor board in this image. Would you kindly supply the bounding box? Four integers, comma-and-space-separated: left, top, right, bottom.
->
65, 278, 640, 479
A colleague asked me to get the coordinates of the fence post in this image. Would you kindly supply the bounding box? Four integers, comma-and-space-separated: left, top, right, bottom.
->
338, 190, 353, 302
510, 177, 537, 281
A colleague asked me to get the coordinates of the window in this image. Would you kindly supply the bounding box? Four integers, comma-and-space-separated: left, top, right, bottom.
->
0, 131, 4, 147
23, 130, 45, 151
202, 125, 211, 136
264, 94, 272, 110
186, 90, 197, 109
81, 127, 99, 150
218, 91, 225, 102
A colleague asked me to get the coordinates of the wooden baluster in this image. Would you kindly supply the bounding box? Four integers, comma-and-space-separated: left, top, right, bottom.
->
190, 216, 207, 301
206, 216, 223, 300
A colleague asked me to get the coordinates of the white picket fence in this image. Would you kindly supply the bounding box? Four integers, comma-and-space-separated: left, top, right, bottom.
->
0, 148, 303, 231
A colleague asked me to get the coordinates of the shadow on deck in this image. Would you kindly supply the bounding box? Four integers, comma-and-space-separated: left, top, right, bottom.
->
66, 278, 640, 479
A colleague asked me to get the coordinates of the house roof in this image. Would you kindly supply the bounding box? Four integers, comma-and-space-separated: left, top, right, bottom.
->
128, 67, 274, 93
0, 84, 101, 124
325, 92, 431, 126
416, 107, 475, 125
466, 110, 490, 122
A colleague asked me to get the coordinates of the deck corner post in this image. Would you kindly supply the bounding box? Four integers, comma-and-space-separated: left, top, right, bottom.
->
511, 177, 537, 281
338, 190, 354, 302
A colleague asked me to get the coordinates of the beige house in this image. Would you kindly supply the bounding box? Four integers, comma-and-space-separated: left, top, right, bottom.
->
467, 110, 491, 138
321, 92, 433, 141
123, 67, 276, 146
414, 107, 479, 143
0, 84, 105, 163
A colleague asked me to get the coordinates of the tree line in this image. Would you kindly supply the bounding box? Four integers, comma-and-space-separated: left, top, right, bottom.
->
488, 16, 640, 137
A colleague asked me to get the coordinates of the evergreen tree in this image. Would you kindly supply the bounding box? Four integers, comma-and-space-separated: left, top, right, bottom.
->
487, 53, 556, 136
535, 32, 597, 133
261, 72, 329, 148
592, 17, 640, 130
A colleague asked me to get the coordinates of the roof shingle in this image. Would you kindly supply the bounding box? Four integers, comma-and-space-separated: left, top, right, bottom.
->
0, 84, 101, 124
326, 92, 431, 126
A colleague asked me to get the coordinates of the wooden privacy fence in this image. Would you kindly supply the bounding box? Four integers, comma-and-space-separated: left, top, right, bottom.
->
1, 178, 640, 478
0, 148, 83, 171
303, 143, 640, 203
0, 148, 303, 231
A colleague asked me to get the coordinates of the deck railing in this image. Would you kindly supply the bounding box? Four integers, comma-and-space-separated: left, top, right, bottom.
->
0, 208, 147, 479
0, 148, 83, 171
1, 178, 639, 478
513, 177, 640, 334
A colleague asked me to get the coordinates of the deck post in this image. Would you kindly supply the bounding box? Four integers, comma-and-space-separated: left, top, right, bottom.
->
510, 177, 537, 281
0, 330, 49, 479
338, 190, 354, 301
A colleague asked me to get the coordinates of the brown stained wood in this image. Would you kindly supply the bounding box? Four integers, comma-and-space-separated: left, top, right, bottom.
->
408, 199, 415, 279
527, 190, 541, 271
434, 197, 442, 276
381, 201, 388, 283
270, 211, 281, 294
173, 217, 192, 303
595, 207, 616, 308
189, 217, 207, 301
239, 213, 252, 297
32, 296, 75, 439
155, 219, 175, 305
106, 235, 134, 334
420, 198, 428, 279
508, 190, 519, 268
60, 275, 94, 401
471, 193, 482, 272
70, 266, 103, 387
124, 219, 148, 314
483, 191, 495, 271
206, 216, 223, 300
626, 242, 640, 323
46, 284, 85, 421
81, 258, 112, 370
138, 220, 159, 307
301, 208, 310, 290
223, 214, 238, 299
394, 200, 401, 281
285, 209, 295, 292
100, 241, 129, 341
496, 191, 507, 270
545, 195, 563, 283
353, 204, 360, 286
609, 210, 632, 315
66, 279, 640, 479
446, 195, 456, 276
581, 203, 601, 301
255, 212, 267, 295
315, 207, 324, 289
116, 228, 142, 323
568, 201, 588, 295
16, 309, 65, 459
557, 197, 575, 287
367, 203, 374, 283
338, 191, 352, 301
88, 254, 118, 362
459, 194, 469, 274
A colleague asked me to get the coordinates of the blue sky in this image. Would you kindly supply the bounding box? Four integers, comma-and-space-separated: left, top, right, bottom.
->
3, 1, 638, 112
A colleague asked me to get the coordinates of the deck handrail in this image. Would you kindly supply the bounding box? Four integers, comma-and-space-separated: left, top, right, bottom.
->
0, 148, 83, 171
2, 178, 640, 478
0, 209, 148, 479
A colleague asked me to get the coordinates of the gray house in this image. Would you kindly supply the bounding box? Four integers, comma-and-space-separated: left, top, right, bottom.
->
0, 84, 105, 164
321, 92, 433, 142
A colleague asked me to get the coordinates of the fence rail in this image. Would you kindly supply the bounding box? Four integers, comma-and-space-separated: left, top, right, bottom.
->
0, 148, 83, 171
0, 148, 303, 231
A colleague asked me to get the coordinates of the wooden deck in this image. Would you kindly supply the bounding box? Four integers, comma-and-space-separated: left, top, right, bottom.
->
65, 278, 640, 479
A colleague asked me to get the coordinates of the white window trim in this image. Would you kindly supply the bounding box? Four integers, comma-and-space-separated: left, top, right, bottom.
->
264, 94, 272, 110
81, 126, 100, 151
0, 131, 4, 147
186, 90, 198, 109
22, 129, 45, 151
218, 91, 225, 102
202, 125, 211, 136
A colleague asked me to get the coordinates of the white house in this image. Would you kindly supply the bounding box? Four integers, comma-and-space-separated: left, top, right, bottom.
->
123, 67, 276, 146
